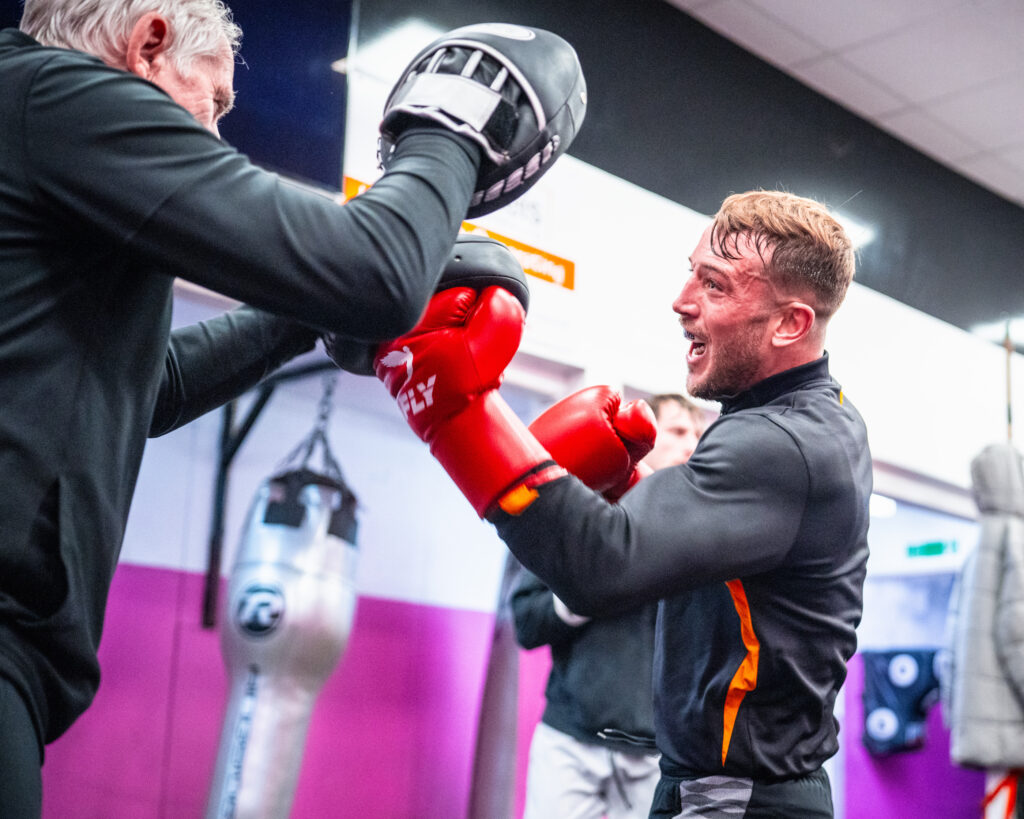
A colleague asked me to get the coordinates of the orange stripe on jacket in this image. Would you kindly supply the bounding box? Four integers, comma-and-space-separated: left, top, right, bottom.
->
721, 579, 761, 766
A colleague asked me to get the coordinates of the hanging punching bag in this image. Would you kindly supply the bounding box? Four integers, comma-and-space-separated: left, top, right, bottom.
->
205, 467, 358, 819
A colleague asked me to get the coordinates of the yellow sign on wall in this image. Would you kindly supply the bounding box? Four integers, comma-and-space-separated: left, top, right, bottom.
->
342, 177, 575, 291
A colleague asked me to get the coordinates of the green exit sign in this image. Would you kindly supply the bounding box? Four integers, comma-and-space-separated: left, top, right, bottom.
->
907, 540, 958, 558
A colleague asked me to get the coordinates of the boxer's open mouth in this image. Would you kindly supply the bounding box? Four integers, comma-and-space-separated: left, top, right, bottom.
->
684, 330, 706, 357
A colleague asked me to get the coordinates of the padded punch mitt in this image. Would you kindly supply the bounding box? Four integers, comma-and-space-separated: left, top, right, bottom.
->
323, 234, 529, 375
379, 23, 587, 217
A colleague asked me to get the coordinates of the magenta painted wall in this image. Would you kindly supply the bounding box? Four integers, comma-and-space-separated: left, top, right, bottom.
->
843, 652, 985, 819
44, 563, 989, 819
40, 563, 516, 819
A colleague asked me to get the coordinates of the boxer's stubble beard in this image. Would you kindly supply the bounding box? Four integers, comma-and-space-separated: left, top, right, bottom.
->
688, 313, 773, 401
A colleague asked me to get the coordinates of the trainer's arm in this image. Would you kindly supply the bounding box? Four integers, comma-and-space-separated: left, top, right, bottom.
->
493, 415, 808, 617
25, 60, 479, 340
149, 306, 317, 436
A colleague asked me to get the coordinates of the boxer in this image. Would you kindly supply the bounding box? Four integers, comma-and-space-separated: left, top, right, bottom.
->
374, 190, 869, 818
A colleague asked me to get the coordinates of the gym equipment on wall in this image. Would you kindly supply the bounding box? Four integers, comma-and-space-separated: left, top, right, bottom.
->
206, 373, 359, 819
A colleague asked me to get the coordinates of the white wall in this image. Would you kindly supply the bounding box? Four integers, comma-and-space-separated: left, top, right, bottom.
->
121, 32, 1023, 618
344, 43, 1024, 508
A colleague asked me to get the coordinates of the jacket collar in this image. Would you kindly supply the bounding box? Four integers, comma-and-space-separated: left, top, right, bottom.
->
0, 29, 37, 48
718, 353, 833, 415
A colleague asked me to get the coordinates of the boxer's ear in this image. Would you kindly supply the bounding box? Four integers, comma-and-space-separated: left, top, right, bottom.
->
771, 301, 816, 348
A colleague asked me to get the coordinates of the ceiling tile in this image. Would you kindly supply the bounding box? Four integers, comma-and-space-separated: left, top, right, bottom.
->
787, 55, 907, 118
974, 0, 1024, 45
1002, 145, 1024, 175
839, 6, 1024, 103
744, 0, 965, 51
664, 0, 719, 10
664, 0, 1024, 211
684, 0, 825, 68
921, 75, 1024, 155
875, 108, 984, 164
956, 153, 1024, 206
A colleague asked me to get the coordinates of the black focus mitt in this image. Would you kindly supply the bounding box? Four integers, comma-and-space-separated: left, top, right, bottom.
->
379, 23, 587, 218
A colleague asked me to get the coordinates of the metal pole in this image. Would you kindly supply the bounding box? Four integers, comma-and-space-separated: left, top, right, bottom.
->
1005, 321, 1013, 444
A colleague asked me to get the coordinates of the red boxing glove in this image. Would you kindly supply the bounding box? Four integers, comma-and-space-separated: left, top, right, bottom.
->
374, 286, 565, 516
529, 386, 657, 501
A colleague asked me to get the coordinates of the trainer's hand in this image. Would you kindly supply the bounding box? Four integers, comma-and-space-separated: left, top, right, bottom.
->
373, 286, 563, 516
379, 23, 587, 218
529, 386, 657, 501
323, 234, 530, 376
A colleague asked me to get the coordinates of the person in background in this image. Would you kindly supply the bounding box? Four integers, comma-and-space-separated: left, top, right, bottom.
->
640, 393, 707, 472
511, 393, 706, 819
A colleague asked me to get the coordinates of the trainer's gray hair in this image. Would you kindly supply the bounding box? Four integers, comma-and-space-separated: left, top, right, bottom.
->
20, 0, 242, 71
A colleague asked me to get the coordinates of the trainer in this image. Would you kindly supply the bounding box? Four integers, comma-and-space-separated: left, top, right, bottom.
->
0, 2, 584, 814
369, 190, 870, 818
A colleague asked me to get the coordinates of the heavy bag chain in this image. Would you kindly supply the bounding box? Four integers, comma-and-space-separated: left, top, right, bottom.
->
278, 372, 345, 484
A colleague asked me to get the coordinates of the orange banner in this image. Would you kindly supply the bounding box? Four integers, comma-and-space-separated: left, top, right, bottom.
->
341, 177, 575, 291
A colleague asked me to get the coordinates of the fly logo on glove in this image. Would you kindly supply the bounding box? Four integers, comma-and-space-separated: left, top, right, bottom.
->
373, 285, 563, 516
377, 346, 438, 417
377, 347, 414, 379
397, 375, 437, 418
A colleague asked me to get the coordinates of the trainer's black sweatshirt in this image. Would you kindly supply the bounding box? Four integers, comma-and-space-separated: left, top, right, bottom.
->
0, 27, 478, 745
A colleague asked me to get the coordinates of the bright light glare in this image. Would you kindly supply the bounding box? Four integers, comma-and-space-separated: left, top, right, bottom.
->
333, 19, 445, 83
869, 493, 898, 518
970, 315, 1024, 348
834, 211, 876, 250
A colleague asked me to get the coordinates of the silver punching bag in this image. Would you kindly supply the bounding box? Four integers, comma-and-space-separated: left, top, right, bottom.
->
205, 464, 359, 819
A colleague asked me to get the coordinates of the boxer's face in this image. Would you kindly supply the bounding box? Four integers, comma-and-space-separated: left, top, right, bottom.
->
674, 225, 779, 400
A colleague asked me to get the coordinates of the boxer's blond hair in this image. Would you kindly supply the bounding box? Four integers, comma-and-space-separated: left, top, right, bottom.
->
21, 0, 242, 73
711, 190, 855, 319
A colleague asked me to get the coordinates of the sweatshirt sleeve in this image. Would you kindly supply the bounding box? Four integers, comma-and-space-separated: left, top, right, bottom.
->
495, 413, 809, 617
24, 56, 480, 340
149, 306, 318, 437
995, 517, 1024, 698
509, 568, 586, 650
